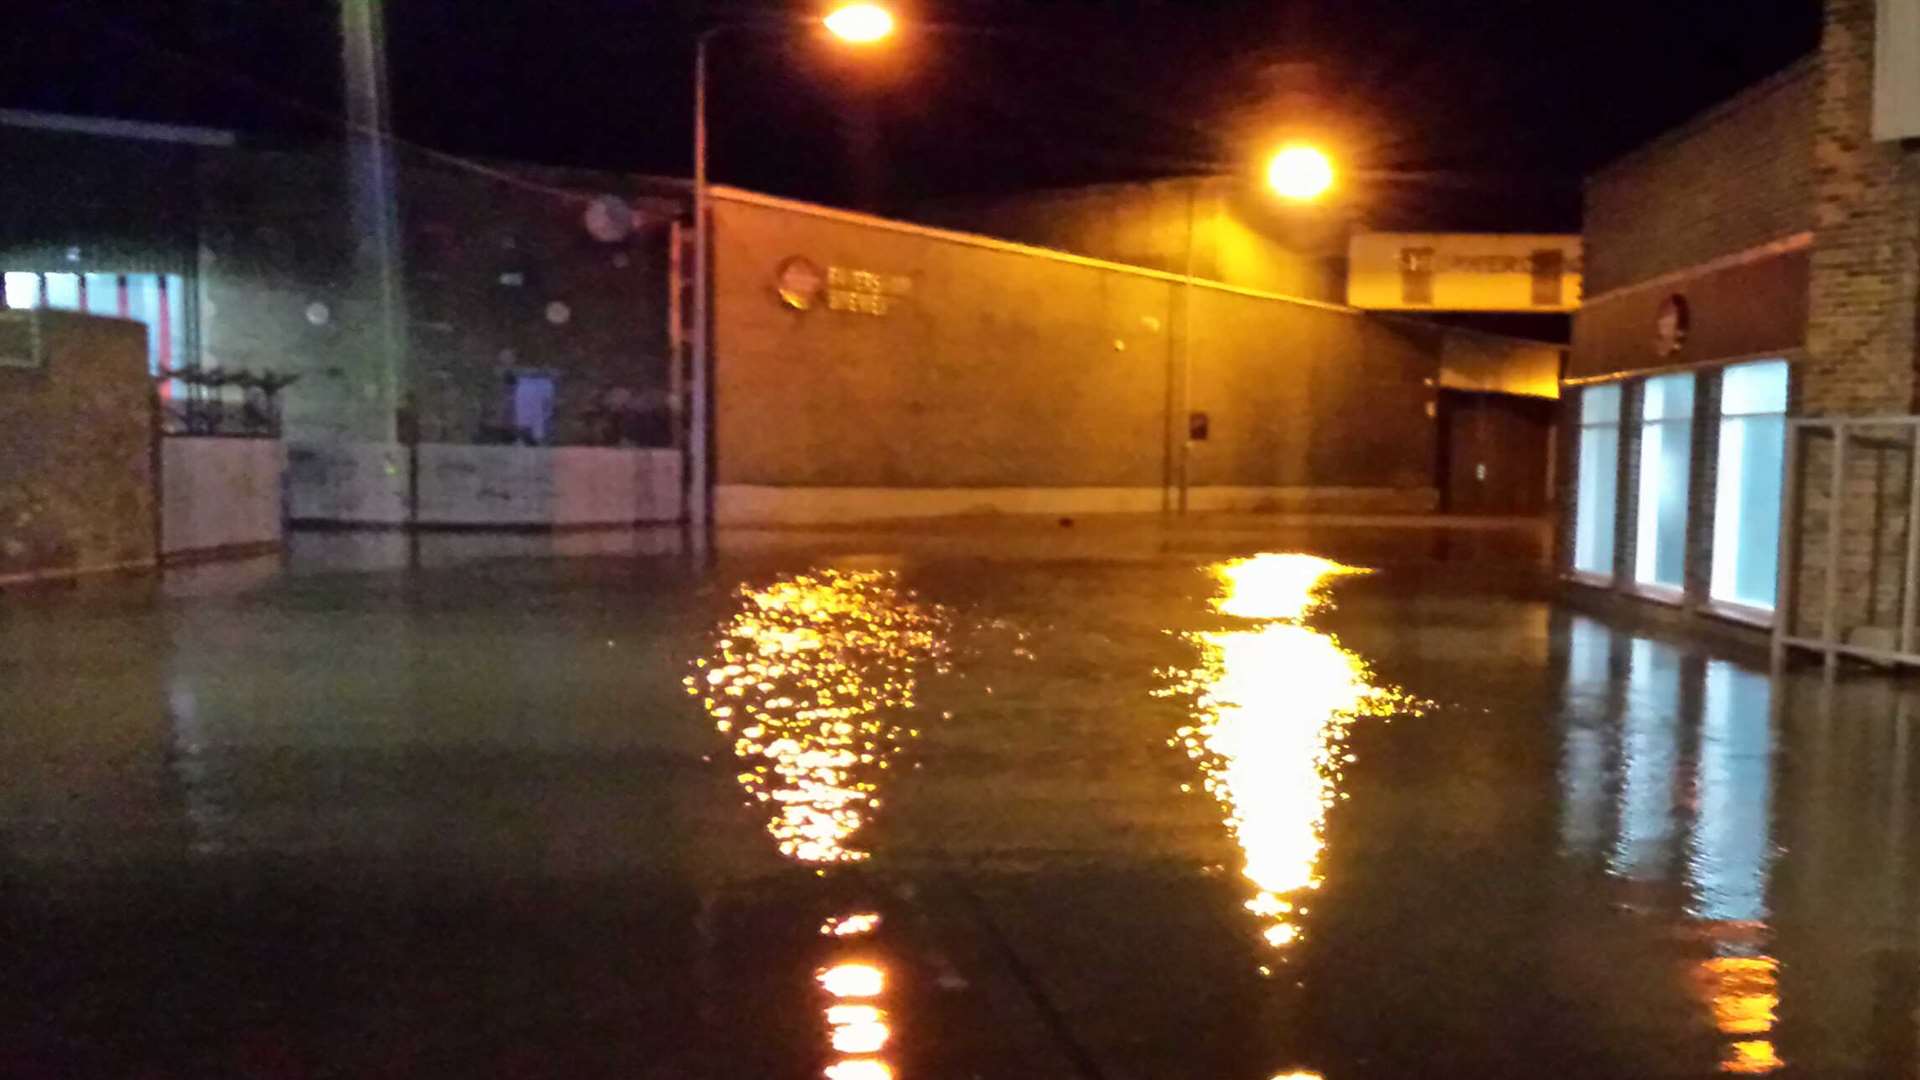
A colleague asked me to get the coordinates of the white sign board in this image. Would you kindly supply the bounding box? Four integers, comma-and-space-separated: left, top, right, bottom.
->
1347, 233, 1583, 313
1876, 0, 1920, 142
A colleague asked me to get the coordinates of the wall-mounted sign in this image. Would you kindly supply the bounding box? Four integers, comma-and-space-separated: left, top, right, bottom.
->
776, 258, 913, 316
1348, 233, 1583, 312
775, 256, 825, 311
1654, 294, 1690, 357
826, 265, 912, 316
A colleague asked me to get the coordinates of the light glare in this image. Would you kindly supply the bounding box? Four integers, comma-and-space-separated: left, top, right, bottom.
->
818, 962, 886, 998
825, 3, 895, 43
1267, 145, 1334, 201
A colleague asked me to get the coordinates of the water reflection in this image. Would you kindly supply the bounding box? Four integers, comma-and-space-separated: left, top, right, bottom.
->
1558, 615, 1783, 1073
690, 568, 935, 1078
686, 568, 946, 864
818, 941, 893, 1079
1163, 554, 1420, 956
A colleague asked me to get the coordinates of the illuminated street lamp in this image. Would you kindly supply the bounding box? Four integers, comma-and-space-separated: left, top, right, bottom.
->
1169, 144, 1337, 513
689, 5, 896, 531
1265, 144, 1335, 201
824, 3, 896, 43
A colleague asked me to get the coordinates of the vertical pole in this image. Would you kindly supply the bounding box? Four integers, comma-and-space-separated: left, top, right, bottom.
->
1177, 178, 1197, 515
1773, 420, 1802, 666
1825, 422, 1847, 669
1900, 423, 1920, 655
667, 220, 686, 451
688, 31, 713, 534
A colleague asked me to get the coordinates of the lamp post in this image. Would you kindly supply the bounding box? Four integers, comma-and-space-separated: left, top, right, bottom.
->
1173, 144, 1334, 514
687, 4, 894, 534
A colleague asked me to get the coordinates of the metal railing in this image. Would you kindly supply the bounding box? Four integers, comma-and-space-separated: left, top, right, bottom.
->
155, 366, 296, 438
1775, 415, 1920, 668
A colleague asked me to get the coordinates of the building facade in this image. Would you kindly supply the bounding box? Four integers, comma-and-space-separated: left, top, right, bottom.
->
710, 188, 1559, 523
4, 111, 1564, 530
1563, 59, 1813, 629
1564, 0, 1920, 655
0, 111, 681, 449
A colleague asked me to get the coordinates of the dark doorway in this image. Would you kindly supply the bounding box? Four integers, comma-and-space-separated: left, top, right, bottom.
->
1436, 390, 1557, 515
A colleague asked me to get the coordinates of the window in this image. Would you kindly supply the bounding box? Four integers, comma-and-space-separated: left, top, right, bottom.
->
41, 272, 79, 310
3, 272, 38, 309
84, 273, 120, 316
1710, 361, 1789, 611
1635, 373, 1695, 591
1574, 384, 1622, 577
510, 372, 556, 445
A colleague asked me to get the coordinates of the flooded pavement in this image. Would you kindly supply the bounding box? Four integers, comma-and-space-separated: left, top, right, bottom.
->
0, 521, 1915, 1078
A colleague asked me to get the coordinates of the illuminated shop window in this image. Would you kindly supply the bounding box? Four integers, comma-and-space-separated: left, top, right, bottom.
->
1710, 361, 1789, 611
1574, 383, 1622, 578
41, 272, 80, 310
1635, 373, 1695, 591
3, 272, 39, 309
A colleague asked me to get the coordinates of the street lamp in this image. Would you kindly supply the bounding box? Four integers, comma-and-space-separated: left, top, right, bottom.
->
1171, 144, 1335, 513
824, 3, 896, 43
688, 5, 895, 532
1266, 144, 1335, 202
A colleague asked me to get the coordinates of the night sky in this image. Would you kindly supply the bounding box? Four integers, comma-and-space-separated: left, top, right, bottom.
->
6, 0, 1821, 228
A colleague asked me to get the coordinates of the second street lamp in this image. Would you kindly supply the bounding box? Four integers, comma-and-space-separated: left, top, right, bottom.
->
1173, 146, 1337, 513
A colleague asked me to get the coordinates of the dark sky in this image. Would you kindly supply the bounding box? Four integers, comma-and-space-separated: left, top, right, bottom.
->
6, 0, 1821, 228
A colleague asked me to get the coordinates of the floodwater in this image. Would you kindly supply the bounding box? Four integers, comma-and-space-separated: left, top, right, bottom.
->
0, 520, 1915, 1078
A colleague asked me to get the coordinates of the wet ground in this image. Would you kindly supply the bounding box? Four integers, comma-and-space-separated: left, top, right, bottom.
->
1, 517, 1915, 1078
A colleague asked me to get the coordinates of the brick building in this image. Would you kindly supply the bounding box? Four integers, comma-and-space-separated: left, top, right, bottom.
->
1563, 0, 1920, 654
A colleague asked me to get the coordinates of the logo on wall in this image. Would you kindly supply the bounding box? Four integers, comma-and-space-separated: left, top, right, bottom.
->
775, 256, 826, 312
1655, 294, 1690, 357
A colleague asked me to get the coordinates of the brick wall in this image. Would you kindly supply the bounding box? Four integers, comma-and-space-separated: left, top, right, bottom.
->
1788, 0, 1920, 643
1801, 2, 1920, 417
0, 312, 155, 583
1585, 60, 1816, 296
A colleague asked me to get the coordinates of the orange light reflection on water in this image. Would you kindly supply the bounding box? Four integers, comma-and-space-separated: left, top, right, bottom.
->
1164, 555, 1419, 954
1693, 954, 1781, 1074
687, 569, 945, 865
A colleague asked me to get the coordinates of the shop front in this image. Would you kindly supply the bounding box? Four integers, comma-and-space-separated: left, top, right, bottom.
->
1561, 60, 1815, 631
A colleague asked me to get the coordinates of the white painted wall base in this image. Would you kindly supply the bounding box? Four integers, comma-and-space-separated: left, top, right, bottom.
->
161, 437, 285, 557
714, 485, 1437, 525
415, 445, 682, 527
286, 442, 409, 525
287, 442, 683, 527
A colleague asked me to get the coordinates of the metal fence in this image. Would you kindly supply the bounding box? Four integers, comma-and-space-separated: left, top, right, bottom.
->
155, 367, 295, 438
1776, 416, 1920, 668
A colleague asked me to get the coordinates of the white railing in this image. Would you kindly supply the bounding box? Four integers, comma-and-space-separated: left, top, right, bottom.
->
1775, 416, 1920, 668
